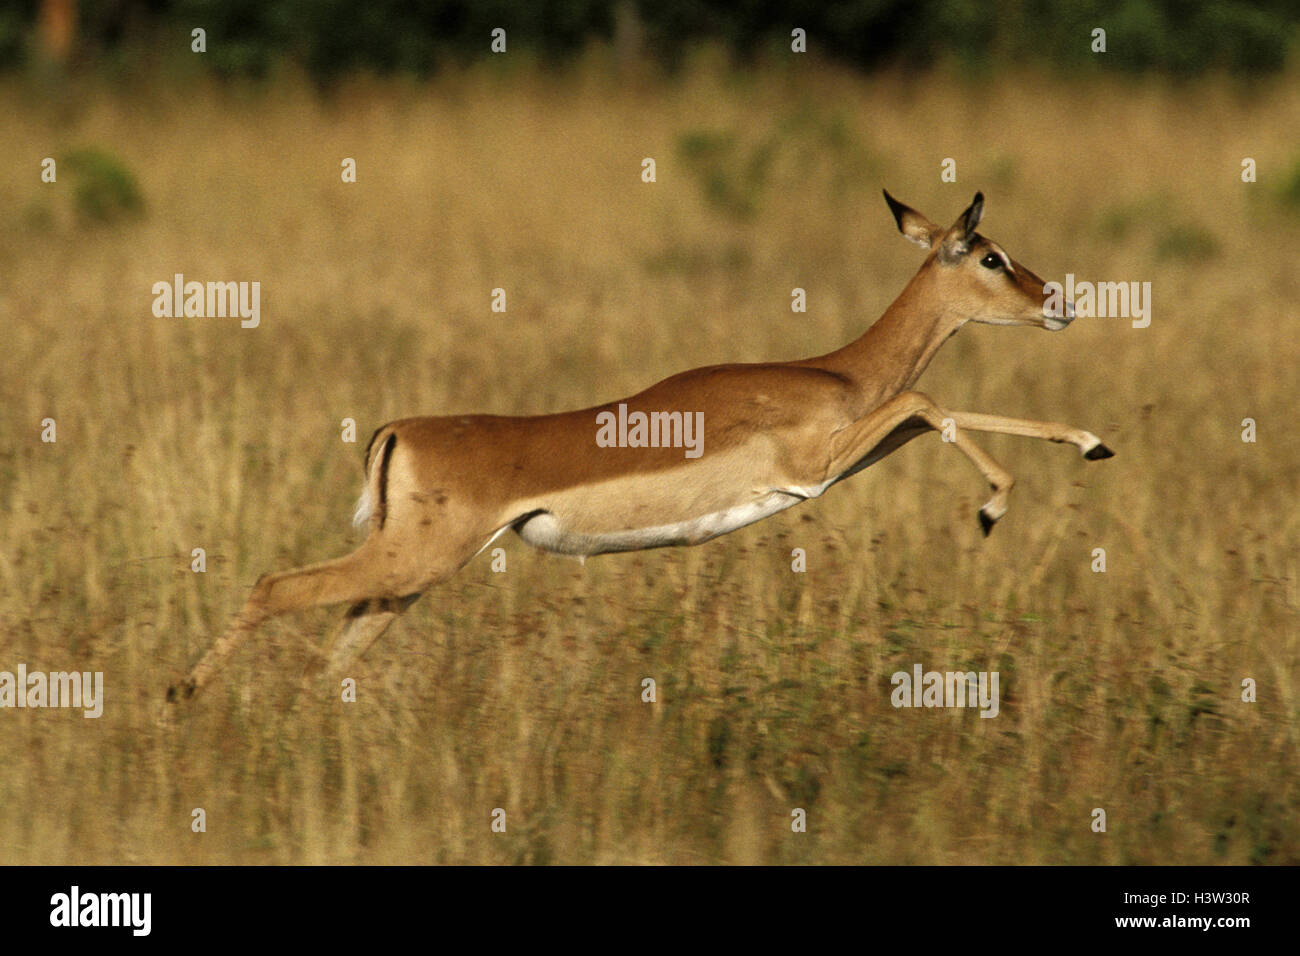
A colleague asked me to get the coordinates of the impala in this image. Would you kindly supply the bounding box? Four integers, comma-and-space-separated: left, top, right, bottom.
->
169, 191, 1112, 701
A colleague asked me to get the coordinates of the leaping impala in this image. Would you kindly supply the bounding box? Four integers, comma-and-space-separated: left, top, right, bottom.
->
169, 190, 1113, 701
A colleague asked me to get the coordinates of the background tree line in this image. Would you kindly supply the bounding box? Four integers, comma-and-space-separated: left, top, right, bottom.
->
2, 0, 1297, 78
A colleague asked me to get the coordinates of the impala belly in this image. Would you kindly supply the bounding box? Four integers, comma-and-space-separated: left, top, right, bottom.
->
516, 494, 796, 555
513, 480, 834, 557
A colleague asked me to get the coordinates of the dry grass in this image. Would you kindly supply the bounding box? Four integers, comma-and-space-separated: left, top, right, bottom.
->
0, 52, 1297, 864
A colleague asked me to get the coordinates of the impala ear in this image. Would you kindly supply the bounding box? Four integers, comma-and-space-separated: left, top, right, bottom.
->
883, 189, 942, 250
939, 192, 984, 262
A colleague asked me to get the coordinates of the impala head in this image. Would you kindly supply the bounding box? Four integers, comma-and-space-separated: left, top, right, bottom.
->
883, 190, 1072, 331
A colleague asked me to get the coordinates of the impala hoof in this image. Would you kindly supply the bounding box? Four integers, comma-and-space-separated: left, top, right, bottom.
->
978, 509, 997, 536
165, 679, 196, 703
1084, 443, 1115, 460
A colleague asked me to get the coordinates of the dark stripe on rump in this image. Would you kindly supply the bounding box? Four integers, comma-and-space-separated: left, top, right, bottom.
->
376, 433, 397, 530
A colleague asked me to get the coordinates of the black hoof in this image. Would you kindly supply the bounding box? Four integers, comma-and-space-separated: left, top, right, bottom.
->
978, 509, 996, 536
165, 685, 177, 703
166, 680, 195, 703
1084, 443, 1115, 460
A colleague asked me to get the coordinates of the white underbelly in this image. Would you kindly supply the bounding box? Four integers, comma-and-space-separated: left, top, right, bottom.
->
515, 485, 830, 556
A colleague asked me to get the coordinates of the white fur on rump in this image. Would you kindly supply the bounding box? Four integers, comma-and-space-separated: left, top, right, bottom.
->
352, 488, 372, 529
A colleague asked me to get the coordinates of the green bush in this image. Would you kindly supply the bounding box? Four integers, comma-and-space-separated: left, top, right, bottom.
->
62, 147, 145, 223
1280, 158, 1300, 211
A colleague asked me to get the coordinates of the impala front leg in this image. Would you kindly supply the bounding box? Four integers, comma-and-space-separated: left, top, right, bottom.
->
946, 411, 1114, 460
825, 390, 1015, 535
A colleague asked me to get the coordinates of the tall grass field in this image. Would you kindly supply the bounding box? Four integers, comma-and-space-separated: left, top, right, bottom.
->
1, 55, 1296, 863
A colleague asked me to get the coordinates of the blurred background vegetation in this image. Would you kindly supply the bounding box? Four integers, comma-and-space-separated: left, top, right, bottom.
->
2, 0, 1298, 79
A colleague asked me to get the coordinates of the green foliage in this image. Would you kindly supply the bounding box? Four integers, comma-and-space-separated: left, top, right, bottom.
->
20, 199, 54, 233
1095, 195, 1218, 261
1280, 157, 1300, 211
0, 5, 28, 70
676, 108, 876, 221
1080, 0, 1291, 75
1154, 223, 1219, 262
62, 147, 144, 223
677, 129, 759, 219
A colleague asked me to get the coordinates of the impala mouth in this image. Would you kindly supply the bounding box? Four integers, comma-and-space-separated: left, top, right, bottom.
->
1044, 299, 1076, 331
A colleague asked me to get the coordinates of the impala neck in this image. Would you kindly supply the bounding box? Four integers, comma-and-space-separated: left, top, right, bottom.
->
816, 269, 959, 404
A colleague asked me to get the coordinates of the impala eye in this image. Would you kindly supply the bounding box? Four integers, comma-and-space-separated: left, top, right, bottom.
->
980, 252, 1003, 270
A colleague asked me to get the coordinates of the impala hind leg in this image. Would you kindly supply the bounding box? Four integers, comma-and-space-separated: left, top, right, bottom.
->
292, 593, 425, 700
325, 593, 422, 677
826, 390, 1016, 535
168, 536, 435, 702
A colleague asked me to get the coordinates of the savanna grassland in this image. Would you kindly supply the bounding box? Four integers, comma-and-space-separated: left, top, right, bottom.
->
1, 52, 1297, 864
